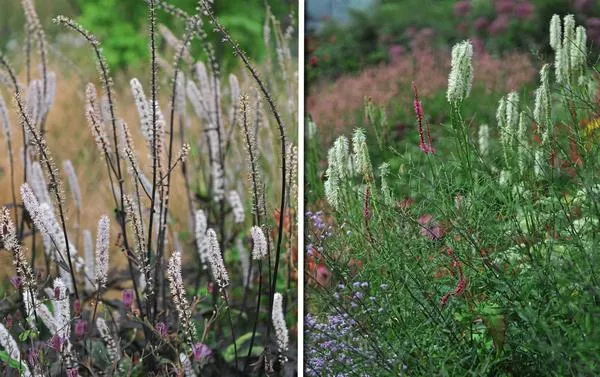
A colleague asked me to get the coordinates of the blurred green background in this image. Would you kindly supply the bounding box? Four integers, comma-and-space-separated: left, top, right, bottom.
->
1, 0, 297, 74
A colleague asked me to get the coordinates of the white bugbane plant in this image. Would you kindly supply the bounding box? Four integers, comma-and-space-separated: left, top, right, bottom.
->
95, 215, 110, 289
63, 160, 82, 209
272, 292, 289, 361
549, 14, 561, 50
207, 229, 229, 290
250, 225, 267, 260
167, 251, 196, 344
194, 209, 209, 269
227, 190, 245, 224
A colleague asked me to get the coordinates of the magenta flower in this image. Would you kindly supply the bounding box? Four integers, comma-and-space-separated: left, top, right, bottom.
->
192, 343, 212, 362
488, 15, 510, 36
412, 82, 435, 154
417, 214, 444, 240
49, 334, 65, 352
155, 322, 168, 337
474, 17, 488, 32
75, 319, 88, 338
54, 286, 61, 300
27, 347, 39, 365
66, 368, 78, 377
122, 289, 134, 308
9, 276, 22, 289
73, 299, 81, 317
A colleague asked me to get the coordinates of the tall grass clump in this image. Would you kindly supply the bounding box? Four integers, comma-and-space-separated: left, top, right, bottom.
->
0, 0, 297, 376
306, 14, 600, 377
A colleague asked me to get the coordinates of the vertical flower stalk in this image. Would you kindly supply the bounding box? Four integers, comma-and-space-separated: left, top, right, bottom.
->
378, 163, 394, 205
206, 229, 229, 290
0, 323, 32, 377
352, 128, 373, 181
167, 251, 196, 345
412, 82, 434, 154
227, 190, 245, 224
272, 292, 289, 362
194, 209, 209, 270
446, 40, 473, 104
478, 124, 489, 157
250, 226, 268, 260
95, 215, 110, 289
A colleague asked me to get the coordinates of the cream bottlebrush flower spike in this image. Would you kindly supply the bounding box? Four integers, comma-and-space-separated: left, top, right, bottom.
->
179, 352, 197, 377
272, 292, 289, 361
478, 124, 489, 157
534, 64, 552, 143
95, 215, 110, 289
549, 14, 561, 50
194, 209, 209, 270
352, 128, 373, 181
83, 230, 94, 293
227, 190, 245, 224
250, 225, 267, 260
571, 26, 587, 77
517, 112, 528, 174
207, 229, 229, 290
324, 135, 352, 210
0, 322, 32, 377
63, 160, 82, 209
167, 251, 197, 344
378, 162, 394, 206
447, 40, 473, 103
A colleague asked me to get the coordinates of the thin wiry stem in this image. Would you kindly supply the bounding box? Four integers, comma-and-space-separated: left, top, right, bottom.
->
199, 0, 288, 333
0, 54, 79, 299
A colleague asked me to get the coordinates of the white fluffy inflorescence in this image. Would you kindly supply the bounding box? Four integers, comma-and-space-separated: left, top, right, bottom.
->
206, 229, 229, 290
551, 14, 587, 85
63, 160, 82, 209
95, 215, 110, 289
478, 124, 489, 157
250, 226, 267, 260
352, 128, 373, 181
179, 352, 197, 377
324, 136, 352, 210
447, 40, 473, 103
83, 229, 94, 293
378, 162, 394, 206
272, 292, 289, 361
497, 92, 520, 167
194, 209, 209, 270
167, 251, 196, 344
227, 190, 245, 224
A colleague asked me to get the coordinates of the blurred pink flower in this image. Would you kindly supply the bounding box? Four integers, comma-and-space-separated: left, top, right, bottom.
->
192, 343, 212, 362
122, 289, 134, 308
488, 15, 510, 36
453, 1, 471, 17
514, 2, 534, 20
474, 17, 489, 32
494, 0, 513, 14
388, 44, 406, 63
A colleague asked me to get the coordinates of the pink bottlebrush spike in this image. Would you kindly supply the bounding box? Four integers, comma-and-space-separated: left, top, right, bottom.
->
412, 82, 435, 154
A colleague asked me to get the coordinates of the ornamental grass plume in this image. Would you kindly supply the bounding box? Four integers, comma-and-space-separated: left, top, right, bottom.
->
447, 40, 473, 103
272, 292, 289, 362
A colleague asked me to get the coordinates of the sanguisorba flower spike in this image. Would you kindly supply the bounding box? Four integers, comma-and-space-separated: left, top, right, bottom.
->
447, 40, 473, 104
250, 225, 267, 260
